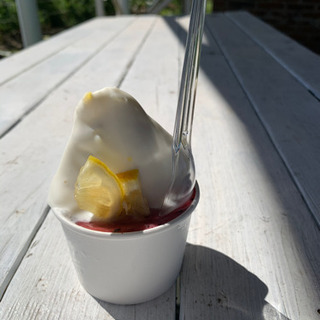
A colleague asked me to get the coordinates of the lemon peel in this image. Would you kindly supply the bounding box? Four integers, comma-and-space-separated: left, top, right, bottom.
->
75, 156, 149, 221
83, 92, 93, 103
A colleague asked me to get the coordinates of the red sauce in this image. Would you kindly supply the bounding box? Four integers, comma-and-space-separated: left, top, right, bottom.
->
76, 189, 196, 233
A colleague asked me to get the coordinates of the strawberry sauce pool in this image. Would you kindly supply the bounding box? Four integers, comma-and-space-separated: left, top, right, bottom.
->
76, 189, 196, 233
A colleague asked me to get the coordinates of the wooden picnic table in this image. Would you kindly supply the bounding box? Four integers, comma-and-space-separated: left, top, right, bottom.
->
0, 11, 320, 319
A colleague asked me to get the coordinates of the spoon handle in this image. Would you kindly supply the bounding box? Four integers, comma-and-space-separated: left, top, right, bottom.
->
173, 0, 206, 152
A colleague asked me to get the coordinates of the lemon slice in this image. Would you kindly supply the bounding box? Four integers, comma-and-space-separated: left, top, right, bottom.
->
75, 156, 149, 220
75, 156, 124, 220
117, 169, 150, 217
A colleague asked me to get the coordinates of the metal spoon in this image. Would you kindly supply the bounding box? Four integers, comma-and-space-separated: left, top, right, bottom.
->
161, 0, 206, 214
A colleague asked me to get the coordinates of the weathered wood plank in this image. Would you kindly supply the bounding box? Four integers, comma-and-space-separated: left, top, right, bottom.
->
226, 11, 320, 100
120, 16, 184, 132
0, 17, 125, 86
120, 15, 222, 132
1, 17, 175, 320
0, 212, 175, 320
206, 14, 320, 227
0, 16, 157, 303
1, 12, 320, 320
178, 15, 320, 320
0, 17, 135, 137
0, 16, 176, 319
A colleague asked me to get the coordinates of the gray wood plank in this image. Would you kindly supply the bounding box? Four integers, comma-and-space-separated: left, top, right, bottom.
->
206, 13, 320, 227
122, 14, 320, 319
0, 16, 176, 319
0, 212, 175, 320
120, 16, 185, 132
0, 16, 157, 302
0, 17, 121, 86
177, 15, 320, 320
226, 11, 320, 100
120, 15, 222, 133
1, 13, 320, 320
0, 17, 135, 137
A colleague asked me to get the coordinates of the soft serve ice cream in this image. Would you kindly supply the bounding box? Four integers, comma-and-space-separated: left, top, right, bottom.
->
47, 87, 199, 305
48, 87, 180, 227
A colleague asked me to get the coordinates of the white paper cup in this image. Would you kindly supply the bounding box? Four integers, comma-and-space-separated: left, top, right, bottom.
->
53, 183, 199, 305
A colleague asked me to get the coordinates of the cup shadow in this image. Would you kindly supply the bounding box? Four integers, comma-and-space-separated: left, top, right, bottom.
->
94, 243, 290, 320
180, 243, 290, 320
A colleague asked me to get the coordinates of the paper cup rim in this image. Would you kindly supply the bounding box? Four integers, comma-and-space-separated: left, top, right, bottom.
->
52, 182, 200, 239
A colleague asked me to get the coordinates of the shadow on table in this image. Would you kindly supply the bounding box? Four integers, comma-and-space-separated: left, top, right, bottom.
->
162, 16, 319, 318
179, 243, 290, 320
95, 243, 289, 320
97, 14, 315, 320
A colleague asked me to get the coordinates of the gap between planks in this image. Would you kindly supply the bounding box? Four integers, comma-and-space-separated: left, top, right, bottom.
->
225, 11, 320, 100
209, 13, 320, 230
0, 15, 158, 306
0, 18, 108, 87
0, 17, 137, 139
0, 206, 50, 302
116, 18, 157, 88
0, 16, 177, 319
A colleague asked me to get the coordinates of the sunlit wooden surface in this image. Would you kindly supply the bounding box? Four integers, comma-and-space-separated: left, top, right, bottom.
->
0, 12, 319, 320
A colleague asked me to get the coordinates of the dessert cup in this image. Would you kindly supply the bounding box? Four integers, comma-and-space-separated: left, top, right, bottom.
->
53, 182, 200, 305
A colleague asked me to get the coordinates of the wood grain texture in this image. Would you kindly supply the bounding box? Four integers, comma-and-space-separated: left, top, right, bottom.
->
0, 212, 175, 320
0, 17, 118, 86
120, 16, 184, 132
0, 17, 134, 137
226, 11, 320, 100
178, 14, 320, 320
0, 13, 319, 320
206, 14, 320, 227
0, 16, 156, 302
0, 16, 176, 320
